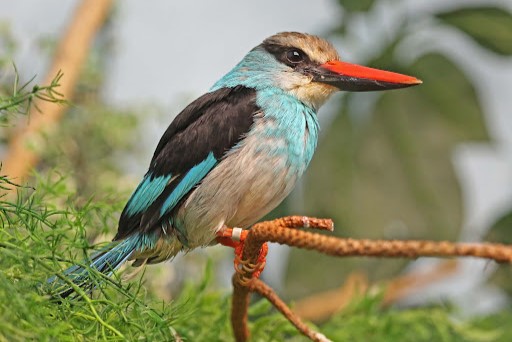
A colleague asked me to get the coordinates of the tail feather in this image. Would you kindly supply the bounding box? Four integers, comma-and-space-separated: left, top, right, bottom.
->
47, 239, 135, 299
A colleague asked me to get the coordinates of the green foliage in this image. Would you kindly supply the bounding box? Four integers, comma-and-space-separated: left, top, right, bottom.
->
321, 293, 505, 342
338, 0, 375, 13
0, 21, 16, 68
38, 101, 142, 197
487, 211, 512, 245
0, 65, 65, 126
0, 175, 299, 341
485, 211, 512, 297
437, 7, 512, 56
0, 174, 510, 341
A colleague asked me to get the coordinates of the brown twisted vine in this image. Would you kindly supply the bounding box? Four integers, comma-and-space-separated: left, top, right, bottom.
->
229, 216, 512, 342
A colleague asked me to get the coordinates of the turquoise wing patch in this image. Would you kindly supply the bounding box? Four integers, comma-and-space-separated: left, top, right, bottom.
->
125, 174, 172, 216
160, 152, 218, 217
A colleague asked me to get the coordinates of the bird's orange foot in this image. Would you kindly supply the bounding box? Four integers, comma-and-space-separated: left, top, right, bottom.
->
216, 228, 268, 279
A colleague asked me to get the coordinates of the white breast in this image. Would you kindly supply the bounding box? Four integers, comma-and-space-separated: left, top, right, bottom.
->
176, 114, 310, 248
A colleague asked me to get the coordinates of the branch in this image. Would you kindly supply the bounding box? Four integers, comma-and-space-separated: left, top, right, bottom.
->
230, 216, 512, 342
231, 216, 333, 342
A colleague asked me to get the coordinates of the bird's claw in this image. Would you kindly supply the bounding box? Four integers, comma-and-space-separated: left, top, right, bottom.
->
216, 228, 268, 280
234, 241, 268, 279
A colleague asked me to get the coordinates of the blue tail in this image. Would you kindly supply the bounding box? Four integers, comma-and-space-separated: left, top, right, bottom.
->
47, 239, 135, 298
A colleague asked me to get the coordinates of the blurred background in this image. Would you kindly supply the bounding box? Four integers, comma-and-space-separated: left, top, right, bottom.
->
1, 0, 512, 319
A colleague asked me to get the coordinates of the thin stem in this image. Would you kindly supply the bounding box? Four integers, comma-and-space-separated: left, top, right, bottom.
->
251, 279, 331, 342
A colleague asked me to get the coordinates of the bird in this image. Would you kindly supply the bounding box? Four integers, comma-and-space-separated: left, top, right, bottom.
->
48, 32, 421, 296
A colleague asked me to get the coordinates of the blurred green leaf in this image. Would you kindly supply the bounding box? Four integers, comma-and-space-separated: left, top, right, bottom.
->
332, 0, 377, 35
338, 0, 375, 12
485, 209, 512, 296
486, 210, 512, 245
410, 53, 488, 141
437, 7, 512, 56
322, 293, 504, 342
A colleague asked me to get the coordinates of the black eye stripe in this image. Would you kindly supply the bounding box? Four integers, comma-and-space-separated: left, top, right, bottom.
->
260, 43, 311, 67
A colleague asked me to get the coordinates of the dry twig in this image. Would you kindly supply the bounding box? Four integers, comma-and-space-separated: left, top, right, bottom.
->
230, 216, 512, 342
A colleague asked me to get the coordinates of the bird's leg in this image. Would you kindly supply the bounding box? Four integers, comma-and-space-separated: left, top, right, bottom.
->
216, 227, 268, 279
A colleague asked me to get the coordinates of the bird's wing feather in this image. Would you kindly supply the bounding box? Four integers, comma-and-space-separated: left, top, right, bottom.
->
115, 85, 258, 241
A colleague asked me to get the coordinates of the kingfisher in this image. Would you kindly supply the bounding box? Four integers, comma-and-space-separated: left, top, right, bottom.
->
49, 32, 421, 296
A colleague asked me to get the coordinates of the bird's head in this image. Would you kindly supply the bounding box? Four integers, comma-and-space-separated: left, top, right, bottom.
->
213, 32, 421, 110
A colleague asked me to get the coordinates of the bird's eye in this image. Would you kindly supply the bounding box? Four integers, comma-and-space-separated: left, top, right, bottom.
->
286, 49, 305, 64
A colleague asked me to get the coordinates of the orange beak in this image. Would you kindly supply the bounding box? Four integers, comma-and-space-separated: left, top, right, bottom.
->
313, 60, 422, 91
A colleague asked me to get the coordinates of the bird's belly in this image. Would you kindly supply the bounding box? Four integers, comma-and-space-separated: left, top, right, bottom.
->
227, 153, 298, 228
177, 135, 304, 248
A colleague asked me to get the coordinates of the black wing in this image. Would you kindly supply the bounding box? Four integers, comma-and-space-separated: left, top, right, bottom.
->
115, 85, 258, 241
